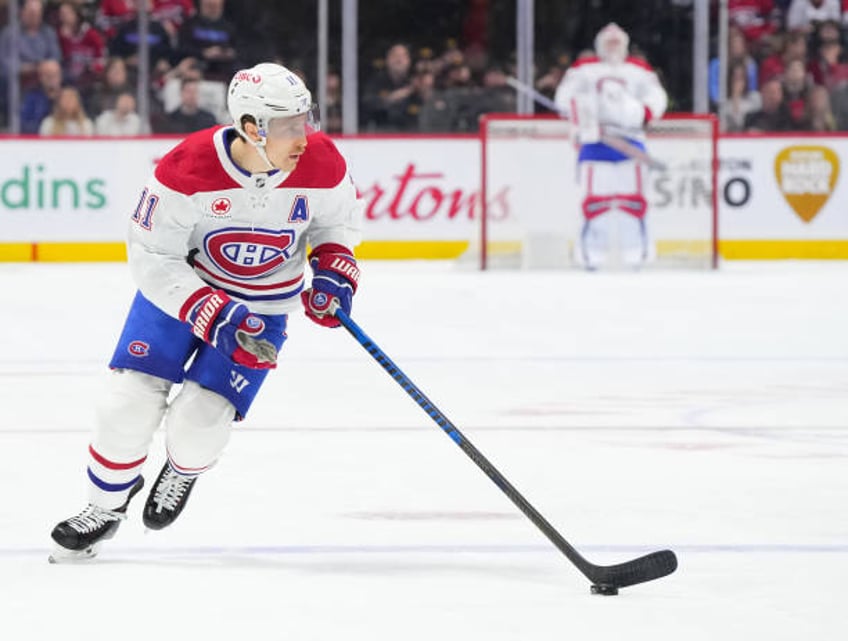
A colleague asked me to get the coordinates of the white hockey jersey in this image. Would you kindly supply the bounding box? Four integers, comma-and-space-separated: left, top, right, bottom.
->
127, 126, 363, 319
554, 55, 667, 152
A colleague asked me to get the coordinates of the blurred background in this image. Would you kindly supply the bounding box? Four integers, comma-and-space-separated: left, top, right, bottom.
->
2, 0, 841, 136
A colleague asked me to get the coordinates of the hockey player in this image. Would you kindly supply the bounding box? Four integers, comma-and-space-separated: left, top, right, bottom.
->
554, 23, 668, 270
49, 63, 363, 561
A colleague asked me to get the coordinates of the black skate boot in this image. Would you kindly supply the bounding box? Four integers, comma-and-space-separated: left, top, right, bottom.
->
142, 461, 197, 530
49, 477, 144, 563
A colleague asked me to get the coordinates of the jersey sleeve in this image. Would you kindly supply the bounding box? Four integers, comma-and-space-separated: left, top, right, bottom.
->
635, 67, 668, 122
304, 168, 364, 252
554, 66, 588, 118
125, 176, 211, 320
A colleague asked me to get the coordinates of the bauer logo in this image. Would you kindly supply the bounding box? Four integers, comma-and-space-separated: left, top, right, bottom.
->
128, 341, 150, 357
774, 145, 839, 222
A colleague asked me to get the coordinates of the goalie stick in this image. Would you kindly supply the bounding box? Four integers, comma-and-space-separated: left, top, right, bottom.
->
335, 307, 678, 593
505, 76, 668, 172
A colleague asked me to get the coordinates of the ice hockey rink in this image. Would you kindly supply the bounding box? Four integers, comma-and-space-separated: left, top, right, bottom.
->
0, 259, 845, 640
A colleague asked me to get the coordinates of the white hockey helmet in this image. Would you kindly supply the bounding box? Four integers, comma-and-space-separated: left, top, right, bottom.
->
227, 63, 320, 144
594, 23, 629, 64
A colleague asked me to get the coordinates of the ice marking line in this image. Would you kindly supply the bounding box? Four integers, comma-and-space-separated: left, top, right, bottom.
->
0, 424, 848, 439
5, 543, 848, 559
0, 354, 846, 376
3, 425, 848, 435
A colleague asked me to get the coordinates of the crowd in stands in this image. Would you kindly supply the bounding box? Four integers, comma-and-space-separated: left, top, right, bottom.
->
715, 0, 848, 132
4, 0, 848, 136
0, 0, 235, 135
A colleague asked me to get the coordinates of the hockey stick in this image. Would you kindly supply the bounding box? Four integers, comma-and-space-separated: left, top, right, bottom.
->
335, 308, 677, 594
505, 76, 668, 171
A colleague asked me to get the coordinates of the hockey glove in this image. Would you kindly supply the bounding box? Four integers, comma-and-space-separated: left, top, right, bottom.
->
182, 288, 278, 369
301, 244, 360, 328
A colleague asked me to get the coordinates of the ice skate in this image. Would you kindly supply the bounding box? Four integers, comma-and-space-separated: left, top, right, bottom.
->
49, 477, 144, 563
142, 461, 197, 530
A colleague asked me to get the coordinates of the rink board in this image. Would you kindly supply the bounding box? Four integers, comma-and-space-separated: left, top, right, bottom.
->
0, 133, 846, 260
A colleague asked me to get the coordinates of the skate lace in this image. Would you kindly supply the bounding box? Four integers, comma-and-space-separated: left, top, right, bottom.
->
66, 505, 125, 534
152, 469, 194, 513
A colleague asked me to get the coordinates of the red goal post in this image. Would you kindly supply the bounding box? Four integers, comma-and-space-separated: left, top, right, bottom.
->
474, 113, 719, 270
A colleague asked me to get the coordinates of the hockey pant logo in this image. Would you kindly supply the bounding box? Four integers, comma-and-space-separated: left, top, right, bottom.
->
230, 371, 250, 393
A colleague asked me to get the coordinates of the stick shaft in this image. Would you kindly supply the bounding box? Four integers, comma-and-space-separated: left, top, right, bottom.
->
505, 76, 667, 171
335, 309, 620, 583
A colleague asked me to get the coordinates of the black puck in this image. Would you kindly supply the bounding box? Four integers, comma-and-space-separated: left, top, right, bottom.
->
590, 584, 619, 596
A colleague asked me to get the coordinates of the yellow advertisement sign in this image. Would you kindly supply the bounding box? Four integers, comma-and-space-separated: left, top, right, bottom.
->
774, 145, 839, 222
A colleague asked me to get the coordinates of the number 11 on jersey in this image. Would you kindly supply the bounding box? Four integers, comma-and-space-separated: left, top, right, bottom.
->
132, 188, 160, 231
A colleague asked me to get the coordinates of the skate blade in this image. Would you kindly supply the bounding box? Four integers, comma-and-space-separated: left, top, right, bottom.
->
48, 543, 101, 564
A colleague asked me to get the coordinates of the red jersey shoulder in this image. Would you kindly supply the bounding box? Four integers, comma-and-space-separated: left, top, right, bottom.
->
154, 126, 240, 194
281, 132, 347, 189
625, 56, 656, 73
569, 56, 601, 70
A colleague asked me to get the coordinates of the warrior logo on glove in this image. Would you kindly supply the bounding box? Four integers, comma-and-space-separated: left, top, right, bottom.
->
301, 244, 360, 328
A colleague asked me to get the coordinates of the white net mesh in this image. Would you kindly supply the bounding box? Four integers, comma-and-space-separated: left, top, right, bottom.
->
470, 114, 718, 270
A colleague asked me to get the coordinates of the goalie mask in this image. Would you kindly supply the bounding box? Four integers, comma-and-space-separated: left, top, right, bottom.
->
594, 23, 629, 65
227, 63, 320, 166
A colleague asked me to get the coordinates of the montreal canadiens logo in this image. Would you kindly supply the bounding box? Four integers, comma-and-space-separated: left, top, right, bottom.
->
128, 340, 150, 357
211, 198, 232, 215
204, 227, 296, 279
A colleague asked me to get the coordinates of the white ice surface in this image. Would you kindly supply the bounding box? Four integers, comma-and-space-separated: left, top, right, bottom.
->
0, 260, 846, 640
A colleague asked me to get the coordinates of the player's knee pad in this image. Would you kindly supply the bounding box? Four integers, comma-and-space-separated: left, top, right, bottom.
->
165, 380, 236, 473
93, 369, 172, 461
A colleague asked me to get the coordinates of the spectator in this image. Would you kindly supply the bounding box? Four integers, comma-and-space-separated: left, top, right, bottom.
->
361, 42, 415, 131
801, 83, 838, 129
87, 55, 133, 116
323, 70, 342, 133
744, 78, 795, 130
156, 56, 227, 124
56, 1, 107, 96
785, 0, 842, 33
0, 0, 62, 86
827, 78, 848, 127
807, 20, 848, 87
728, 0, 780, 52
20, 58, 63, 133
95, 90, 144, 135
109, 0, 175, 73
177, 0, 238, 82
39, 86, 94, 136
709, 26, 758, 104
153, 77, 217, 133
721, 59, 763, 131
96, 0, 137, 42
782, 57, 812, 123
152, 0, 196, 47
760, 30, 808, 85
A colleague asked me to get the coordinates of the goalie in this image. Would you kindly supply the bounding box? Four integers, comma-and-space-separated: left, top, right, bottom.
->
554, 23, 668, 270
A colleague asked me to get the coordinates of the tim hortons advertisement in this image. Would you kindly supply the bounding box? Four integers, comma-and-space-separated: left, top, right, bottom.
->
0, 134, 846, 259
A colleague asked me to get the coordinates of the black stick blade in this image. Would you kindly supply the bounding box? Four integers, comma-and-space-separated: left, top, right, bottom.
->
587, 549, 678, 589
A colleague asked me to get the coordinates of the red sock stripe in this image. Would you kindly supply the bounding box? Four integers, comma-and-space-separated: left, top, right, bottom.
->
89, 445, 147, 470
167, 454, 209, 475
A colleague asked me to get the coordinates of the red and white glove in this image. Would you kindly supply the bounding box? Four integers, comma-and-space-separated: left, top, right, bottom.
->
180, 288, 278, 369
301, 244, 359, 328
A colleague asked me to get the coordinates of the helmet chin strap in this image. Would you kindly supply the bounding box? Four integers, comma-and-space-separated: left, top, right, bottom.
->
250, 136, 278, 172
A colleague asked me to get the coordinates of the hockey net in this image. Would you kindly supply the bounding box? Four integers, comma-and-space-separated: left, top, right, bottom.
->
470, 113, 718, 269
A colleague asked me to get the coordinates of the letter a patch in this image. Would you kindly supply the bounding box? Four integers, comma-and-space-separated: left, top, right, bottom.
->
288, 195, 310, 223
